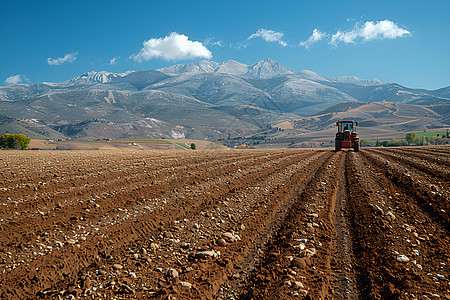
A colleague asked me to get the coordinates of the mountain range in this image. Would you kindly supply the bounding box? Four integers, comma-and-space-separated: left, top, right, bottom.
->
1, 58, 449, 141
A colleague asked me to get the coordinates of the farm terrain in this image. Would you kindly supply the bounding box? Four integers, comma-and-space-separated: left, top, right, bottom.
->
0, 147, 449, 299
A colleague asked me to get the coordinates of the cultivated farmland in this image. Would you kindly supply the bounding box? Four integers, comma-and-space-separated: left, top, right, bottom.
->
0, 147, 449, 299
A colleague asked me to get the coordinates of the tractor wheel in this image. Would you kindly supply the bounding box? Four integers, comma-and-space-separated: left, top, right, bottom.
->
335, 140, 341, 152
354, 140, 360, 152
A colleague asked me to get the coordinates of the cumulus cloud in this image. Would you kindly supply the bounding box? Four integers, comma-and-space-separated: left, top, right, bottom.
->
47, 52, 77, 65
331, 20, 410, 46
132, 32, 212, 62
5, 75, 28, 85
248, 29, 287, 47
300, 28, 327, 48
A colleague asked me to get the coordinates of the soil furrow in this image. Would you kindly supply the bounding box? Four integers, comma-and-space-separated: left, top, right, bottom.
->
346, 150, 450, 299
0, 150, 319, 298
0, 147, 449, 299
367, 148, 450, 182
362, 150, 450, 231
238, 151, 356, 299
388, 147, 450, 167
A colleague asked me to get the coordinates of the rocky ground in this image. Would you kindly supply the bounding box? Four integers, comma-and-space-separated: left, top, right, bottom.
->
0, 147, 449, 299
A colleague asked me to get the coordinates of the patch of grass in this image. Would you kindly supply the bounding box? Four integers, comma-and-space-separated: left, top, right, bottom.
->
175, 143, 191, 149
414, 132, 448, 137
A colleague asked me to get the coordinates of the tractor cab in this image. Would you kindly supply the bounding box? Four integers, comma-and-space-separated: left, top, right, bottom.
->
337, 121, 356, 133
335, 120, 360, 152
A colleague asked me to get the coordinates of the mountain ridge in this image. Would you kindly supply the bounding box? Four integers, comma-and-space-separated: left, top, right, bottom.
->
1, 58, 448, 141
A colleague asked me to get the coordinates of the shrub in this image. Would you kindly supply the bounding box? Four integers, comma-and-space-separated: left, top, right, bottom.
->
190, 143, 196, 150
0, 133, 31, 150
360, 139, 371, 147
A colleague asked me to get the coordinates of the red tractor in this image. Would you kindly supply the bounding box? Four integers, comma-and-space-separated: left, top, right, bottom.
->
335, 120, 360, 152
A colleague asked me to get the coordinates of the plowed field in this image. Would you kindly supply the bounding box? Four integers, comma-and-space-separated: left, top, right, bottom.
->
0, 147, 449, 299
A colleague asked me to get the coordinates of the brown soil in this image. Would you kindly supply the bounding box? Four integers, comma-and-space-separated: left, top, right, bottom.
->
0, 147, 449, 299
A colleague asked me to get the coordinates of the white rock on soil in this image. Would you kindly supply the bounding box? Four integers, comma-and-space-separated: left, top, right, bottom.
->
222, 232, 241, 242
293, 244, 306, 250
179, 281, 192, 288
396, 254, 410, 263
294, 281, 304, 289
304, 248, 316, 257
166, 268, 179, 278
194, 250, 220, 259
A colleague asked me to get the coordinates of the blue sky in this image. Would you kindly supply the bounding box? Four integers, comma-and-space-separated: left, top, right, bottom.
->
1, 0, 449, 89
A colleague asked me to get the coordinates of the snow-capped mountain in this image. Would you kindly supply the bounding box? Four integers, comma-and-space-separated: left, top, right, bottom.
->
1, 58, 448, 140
62, 71, 133, 86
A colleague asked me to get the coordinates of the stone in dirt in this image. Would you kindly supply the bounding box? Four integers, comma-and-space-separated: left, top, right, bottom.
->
179, 281, 192, 288
193, 250, 220, 259
222, 232, 240, 242
294, 281, 304, 289
298, 289, 308, 297
217, 238, 227, 247
66, 239, 77, 245
303, 248, 316, 257
397, 254, 410, 262
166, 268, 179, 278
291, 257, 307, 269
113, 263, 123, 270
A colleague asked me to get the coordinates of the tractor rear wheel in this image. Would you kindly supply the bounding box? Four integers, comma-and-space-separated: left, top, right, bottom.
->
354, 140, 360, 152
335, 140, 341, 152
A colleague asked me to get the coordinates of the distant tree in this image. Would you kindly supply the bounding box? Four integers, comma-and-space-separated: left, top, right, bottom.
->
0, 134, 30, 150
388, 138, 408, 146
405, 133, 417, 145
360, 139, 371, 147
190, 143, 196, 150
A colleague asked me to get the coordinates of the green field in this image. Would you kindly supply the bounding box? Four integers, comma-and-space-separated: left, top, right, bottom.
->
175, 142, 191, 149
414, 131, 448, 137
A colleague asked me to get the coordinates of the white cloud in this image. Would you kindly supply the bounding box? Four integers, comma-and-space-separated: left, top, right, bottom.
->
331, 20, 410, 46
300, 28, 327, 48
204, 37, 224, 47
132, 32, 212, 62
5, 75, 29, 85
47, 52, 77, 65
109, 57, 119, 65
248, 29, 287, 47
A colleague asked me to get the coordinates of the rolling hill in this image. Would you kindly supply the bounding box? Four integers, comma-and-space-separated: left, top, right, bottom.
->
0, 58, 448, 142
